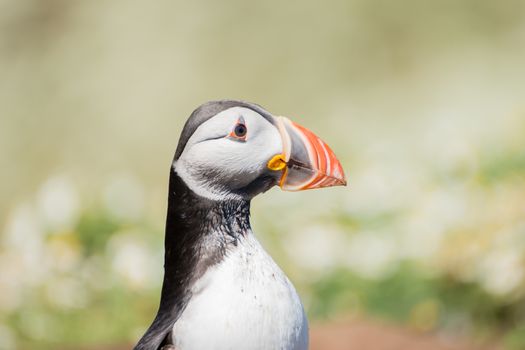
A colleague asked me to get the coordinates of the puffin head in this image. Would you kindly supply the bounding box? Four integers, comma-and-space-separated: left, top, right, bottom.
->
173, 100, 346, 200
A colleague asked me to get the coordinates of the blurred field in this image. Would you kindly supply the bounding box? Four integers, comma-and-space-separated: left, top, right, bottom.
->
1, 1, 525, 349
60, 319, 501, 350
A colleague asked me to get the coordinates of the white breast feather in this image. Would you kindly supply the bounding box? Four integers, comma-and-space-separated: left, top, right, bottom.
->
171, 232, 309, 350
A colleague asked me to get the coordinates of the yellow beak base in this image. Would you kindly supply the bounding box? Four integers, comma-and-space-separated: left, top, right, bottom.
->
267, 154, 287, 171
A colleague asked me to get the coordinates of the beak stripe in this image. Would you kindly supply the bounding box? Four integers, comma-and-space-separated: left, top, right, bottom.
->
306, 138, 347, 189
319, 139, 331, 176
276, 116, 347, 191
292, 122, 327, 185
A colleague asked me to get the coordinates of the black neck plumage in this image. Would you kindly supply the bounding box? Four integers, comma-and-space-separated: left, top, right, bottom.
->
164, 169, 251, 283
134, 169, 251, 350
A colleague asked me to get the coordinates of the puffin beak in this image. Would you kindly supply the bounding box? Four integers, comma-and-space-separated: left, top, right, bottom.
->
267, 116, 347, 191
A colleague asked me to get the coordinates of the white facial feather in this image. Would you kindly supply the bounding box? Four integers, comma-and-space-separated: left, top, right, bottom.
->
174, 107, 282, 200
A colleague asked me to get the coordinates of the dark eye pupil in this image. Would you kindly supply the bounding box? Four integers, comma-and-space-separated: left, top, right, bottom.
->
234, 124, 247, 137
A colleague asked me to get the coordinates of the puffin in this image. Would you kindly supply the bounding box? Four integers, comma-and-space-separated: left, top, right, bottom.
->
134, 100, 346, 350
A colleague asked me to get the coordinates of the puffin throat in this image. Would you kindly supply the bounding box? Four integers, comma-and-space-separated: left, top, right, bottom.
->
164, 169, 251, 294
135, 169, 251, 349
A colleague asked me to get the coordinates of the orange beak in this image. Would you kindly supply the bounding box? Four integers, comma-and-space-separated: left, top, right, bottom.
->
268, 116, 347, 191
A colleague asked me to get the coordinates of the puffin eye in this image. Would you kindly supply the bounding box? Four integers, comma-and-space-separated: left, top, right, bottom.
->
234, 123, 247, 137
228, 119, 248, 141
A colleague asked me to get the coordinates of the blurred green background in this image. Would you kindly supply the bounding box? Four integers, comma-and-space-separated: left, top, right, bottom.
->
1, 0, 525, 349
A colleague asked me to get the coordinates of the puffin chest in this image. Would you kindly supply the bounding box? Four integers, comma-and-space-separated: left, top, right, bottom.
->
171, 233, 309, 350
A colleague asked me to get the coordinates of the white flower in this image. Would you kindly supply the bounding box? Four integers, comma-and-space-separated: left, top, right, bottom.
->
284, 225, 348, 274
107, 231, 154, 288
0, 253, 24, 312
477, 248, 524, 296
103, 174, 145, 221
344, 232, 398, 279
44, 277, 88, 310
36, 176, 79, 232
399, 186, 468, 260
2, 203, 50, 286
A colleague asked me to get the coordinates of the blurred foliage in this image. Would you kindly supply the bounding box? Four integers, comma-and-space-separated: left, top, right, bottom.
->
1, 0, 525, 349
311, 264, 511, 336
